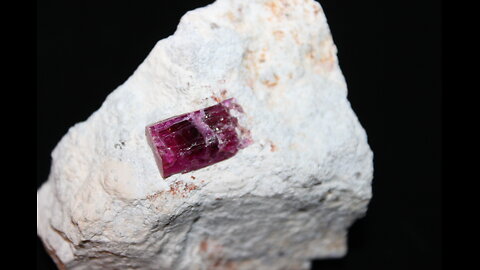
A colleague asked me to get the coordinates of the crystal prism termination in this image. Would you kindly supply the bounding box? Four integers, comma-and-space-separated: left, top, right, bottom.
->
146, 98, 250, 179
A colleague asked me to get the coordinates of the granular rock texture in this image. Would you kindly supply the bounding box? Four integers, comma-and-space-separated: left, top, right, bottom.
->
37, 0, 373, 269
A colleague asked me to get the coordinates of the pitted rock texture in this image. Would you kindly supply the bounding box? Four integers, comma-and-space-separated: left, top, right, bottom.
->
37, 0, 373, 269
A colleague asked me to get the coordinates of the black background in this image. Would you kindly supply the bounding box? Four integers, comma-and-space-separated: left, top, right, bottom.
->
37, 0, 442, 269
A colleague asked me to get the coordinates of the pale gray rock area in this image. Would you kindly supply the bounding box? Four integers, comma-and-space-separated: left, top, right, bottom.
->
37, 0, 373, 269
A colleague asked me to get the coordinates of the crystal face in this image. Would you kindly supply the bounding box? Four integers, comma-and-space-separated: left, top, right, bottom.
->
146, 98, 250, 178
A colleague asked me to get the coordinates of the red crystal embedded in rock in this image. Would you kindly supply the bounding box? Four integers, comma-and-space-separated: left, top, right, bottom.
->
146, 98, 250, 178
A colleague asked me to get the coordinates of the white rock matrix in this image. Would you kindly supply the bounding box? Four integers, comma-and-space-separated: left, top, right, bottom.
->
37, 0, 373, 269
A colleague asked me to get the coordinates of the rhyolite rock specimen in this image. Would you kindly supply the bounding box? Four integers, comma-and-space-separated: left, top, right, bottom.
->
37, 0, 373, 269
146, 98, 250, 178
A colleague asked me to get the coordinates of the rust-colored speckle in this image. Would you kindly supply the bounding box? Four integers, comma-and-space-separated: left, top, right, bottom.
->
259, 52, 266, 63
220, 89, 228, 99
168, 181, 199, 197
225, 261, 236, 270
313, 3, 321, 15
239, 126, 252, 143
146, 191, 164, 202
186, 183, 198, 192
265, 0, 294, 21
243, 49, 254, 68
265, 0, 285, 18
191, 176, 196, 180
226, 11, 236, 22
264, 80, 277, 88
211, 95, 222, 103
316, 49, 335, 73
242, 49, 261, 86
211, 90, 229, 103
319, 44, 335, 63
247, 78, 255, 89
198, 239, 237, 270
169, 183, 178, 195
270, 142, 277, 152
320, 54, 334, 64
307, 48, 315, 59
265, 1, 278, 15
273, 30, 285, 40
262, 73, 280, 88
290, 31, 301, 45
306, 38, 336, 74
200, 240, 208, 252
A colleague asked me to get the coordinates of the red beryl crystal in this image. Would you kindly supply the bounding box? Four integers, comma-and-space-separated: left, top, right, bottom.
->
146, 98, 250, 178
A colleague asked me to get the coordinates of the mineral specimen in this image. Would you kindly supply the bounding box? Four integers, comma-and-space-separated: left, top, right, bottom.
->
37, 0, 373, 269
146, 98, 250, 178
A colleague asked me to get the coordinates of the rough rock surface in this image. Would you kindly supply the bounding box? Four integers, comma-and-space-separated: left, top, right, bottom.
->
37, 0, 373, 269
